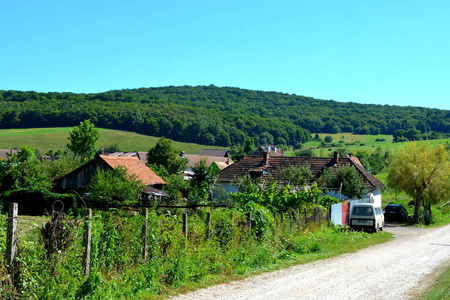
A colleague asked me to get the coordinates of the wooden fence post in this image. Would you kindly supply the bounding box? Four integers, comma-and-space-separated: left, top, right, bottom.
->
6, 203, 18, 273
83, 209, 92, 276
280, 211, 284, 224
182, 212, 188, 238
205, 212, 211, 239
288, 211, 293, 228
314, 206, 322, 224
246, 212, 252, 231
142, 208, 149, 261
304, 207, 308, 224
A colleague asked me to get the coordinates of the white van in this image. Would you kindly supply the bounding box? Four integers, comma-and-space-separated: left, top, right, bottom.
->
349, 203, 384, 233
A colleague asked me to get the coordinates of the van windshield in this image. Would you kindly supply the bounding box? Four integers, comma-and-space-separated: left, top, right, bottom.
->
353, 206, 373, 216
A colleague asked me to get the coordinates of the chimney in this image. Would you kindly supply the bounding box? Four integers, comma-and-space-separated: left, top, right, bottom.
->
101, 146, 104, 154
226, 158, 230, 165
263, 152, 269, 165
333, 151, 339, 164
180, 151, 185, 158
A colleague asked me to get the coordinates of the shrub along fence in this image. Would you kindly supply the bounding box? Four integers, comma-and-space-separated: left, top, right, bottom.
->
1, 202, 328, 299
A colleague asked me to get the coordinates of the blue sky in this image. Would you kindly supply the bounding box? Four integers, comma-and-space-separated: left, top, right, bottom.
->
1, 1, 449, 110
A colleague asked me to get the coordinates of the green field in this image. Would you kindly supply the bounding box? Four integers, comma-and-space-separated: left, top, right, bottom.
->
304, 133, 450, 156
1, 128, 449, 157
0, 127, 219, 154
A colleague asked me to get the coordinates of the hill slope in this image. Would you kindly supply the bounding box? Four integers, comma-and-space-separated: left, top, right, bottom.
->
1, 86, 449, 147
0, 128, 219, 154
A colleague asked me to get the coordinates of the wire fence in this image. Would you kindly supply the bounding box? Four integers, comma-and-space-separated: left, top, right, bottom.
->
1, 202, 328, 298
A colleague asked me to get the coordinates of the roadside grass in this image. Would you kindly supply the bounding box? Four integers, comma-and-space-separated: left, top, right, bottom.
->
0, 127, 218, 154
0, 211, 393, 300
415, 264, 450, 300
378, 174, 450, 300
136, 225, 392, 300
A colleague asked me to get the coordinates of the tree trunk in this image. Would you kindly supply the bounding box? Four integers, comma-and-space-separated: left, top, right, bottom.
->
413, 194, 422, 224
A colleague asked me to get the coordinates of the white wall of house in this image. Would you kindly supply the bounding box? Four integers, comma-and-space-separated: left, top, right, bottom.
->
324, 187, 382, 206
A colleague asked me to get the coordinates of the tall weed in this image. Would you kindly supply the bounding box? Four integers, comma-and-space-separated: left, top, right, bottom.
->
1, 207, 391, 299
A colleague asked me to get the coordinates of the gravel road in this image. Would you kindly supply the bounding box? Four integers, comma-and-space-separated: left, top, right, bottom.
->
171, 224, 450, 300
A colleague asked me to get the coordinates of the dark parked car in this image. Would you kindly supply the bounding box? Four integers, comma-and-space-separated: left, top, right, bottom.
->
383, 204, 408, 222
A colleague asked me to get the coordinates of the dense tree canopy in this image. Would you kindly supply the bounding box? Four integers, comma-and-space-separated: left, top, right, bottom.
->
1, 86, 449, 148
388, 143, 450, 224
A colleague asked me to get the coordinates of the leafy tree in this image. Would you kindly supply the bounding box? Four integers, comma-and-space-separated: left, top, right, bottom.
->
294, 148, 315, 157
281, 165, 312, 190
318, 165, 366, 199
404, 129, 422, 141
258, 132, 274, 146
356, 148, 389, 175
324, 135, 333, 143
16, 145, 39, 162
162, 173, 190, 204
388, 143, 450, 224
146, 137, 188, 177
0, 146, 56, 213
87, 166, 145, 208
40, 154, 83, 182
67, 120, 100, 160
190, 159, 218, 202
103, 143, 121, 153
0, 146, 50, 193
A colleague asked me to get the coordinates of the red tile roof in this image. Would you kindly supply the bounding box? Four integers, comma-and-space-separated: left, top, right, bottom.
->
99, 155, 166, 185
219, 153, 385, 188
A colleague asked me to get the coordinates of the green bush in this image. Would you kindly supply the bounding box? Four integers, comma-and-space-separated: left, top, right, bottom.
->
0, 206, 394, 299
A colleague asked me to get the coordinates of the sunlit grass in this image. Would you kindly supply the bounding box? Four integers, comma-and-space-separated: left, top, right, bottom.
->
415, 265, 450, 300
0, 127, 218, 154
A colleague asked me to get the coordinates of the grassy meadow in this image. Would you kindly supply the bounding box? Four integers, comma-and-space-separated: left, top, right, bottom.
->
1, 128, 449, 158
0, 127, 218, 154
304, 133, 449, 156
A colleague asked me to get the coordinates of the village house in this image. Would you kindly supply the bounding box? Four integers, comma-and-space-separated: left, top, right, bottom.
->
57, 154, 167, 201
180, 150, 233, 180
217, 147, 385, 205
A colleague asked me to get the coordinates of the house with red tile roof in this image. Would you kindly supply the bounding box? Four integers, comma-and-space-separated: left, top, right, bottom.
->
58, 155, 166, 198
218, 149, 385, 204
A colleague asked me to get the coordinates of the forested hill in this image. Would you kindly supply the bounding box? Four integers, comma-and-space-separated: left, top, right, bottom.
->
1, 85, 449, 147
